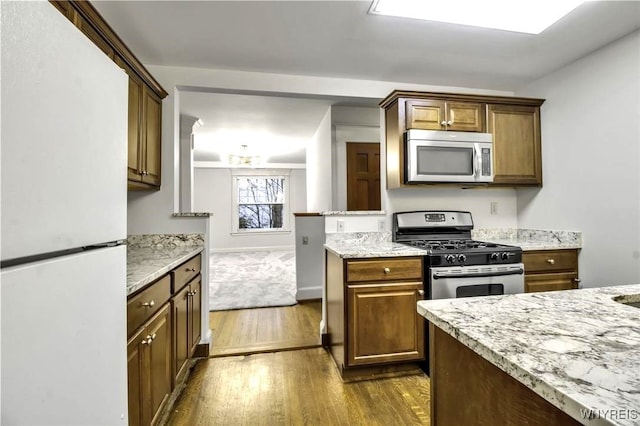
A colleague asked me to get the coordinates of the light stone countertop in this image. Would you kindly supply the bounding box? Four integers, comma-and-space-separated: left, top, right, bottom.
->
324, 241, 429, 258
473, 228, 582, 251
418, 285, 640, 426
127, 245, 203, 296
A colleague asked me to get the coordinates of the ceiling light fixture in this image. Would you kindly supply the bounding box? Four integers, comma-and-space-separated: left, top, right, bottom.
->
227, 144, 263, 167
368, 0, 585, 34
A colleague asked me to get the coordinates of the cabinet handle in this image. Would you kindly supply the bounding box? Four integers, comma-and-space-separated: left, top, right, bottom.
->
150, 333, 157, 342
547, 259, 555, 265
440, 120, 448, 126
187, 289, 198, 297
142, 170, 149, 176
141, 334, 154, 345
574, 278, 581, 283
186, 267, 196, 272
141, 300, 155, 308
447, 120, 453, 125
418, 290, 425, 297
383, 267, 391, 274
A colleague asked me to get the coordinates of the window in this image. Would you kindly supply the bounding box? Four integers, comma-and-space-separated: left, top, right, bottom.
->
232, 170, 290, 233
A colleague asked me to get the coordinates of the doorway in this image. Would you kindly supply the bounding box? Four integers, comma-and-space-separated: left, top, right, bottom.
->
346, 142, 381, 211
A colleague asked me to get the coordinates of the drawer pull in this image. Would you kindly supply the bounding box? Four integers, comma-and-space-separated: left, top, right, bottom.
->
383, 267, 391, 274
418, 290, 425, 297
574, 278, 582, 283
141, 300, 155, 308
186, 267, 196, 272
547, 259, 555, 265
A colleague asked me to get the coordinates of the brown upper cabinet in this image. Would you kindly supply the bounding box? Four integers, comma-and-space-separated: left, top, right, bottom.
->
381, 90, 545, 189
50, 0, 168, 190
406, 99, 485, 132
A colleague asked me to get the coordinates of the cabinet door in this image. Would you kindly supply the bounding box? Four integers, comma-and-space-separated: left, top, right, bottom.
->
127, 328, 148, 426
405, 99, 445, 130
189, 278, 202, 355
446, 102, 485, 132
126, 73, 144, 184
143, 88, 162, 188
525, 272, 579, 293
172, 284, 190, 384
147, 304, 172, 426
488, 104, 542, 185
347, 282, 425, 366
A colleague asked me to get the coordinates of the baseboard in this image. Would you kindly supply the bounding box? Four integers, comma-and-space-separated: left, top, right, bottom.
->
296, 286, 322, 300
210, 245, 295, 254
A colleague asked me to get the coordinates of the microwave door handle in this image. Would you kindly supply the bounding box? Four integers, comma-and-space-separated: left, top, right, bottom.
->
473, 145, 481, 179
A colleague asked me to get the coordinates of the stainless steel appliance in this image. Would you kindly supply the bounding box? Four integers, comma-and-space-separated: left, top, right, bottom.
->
405, 129, 493, 184
393, 210, 524, 374
393, 211, 524, 299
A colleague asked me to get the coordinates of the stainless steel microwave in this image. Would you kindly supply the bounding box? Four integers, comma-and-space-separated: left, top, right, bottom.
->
405, 129, 493, 184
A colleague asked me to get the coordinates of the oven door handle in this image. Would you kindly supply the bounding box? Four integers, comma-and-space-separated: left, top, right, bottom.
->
433, 268, 524, 280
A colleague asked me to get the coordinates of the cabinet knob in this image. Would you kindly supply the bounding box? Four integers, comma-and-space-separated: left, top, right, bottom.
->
418, 290, 425, 297
141, 300, 155, 308
141, 333, 155, 345
188, 290, 198, 297
186, 267, 196, 272
440, 120, 447, 126
447, 120, 453, 125
574, 278, 581, 283
547, 259, 555, 265
142, 170, 149, 176
383, 267, 391, 274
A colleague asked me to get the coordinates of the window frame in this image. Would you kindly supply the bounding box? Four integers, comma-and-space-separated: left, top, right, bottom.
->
230, 169, 291, 235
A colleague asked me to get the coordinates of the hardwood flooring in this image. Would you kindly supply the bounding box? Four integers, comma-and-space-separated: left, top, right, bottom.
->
209, 300, 322, 357
166, 348, 431, 425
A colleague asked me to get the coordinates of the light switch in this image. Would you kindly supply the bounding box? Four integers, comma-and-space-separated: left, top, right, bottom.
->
337, 220, 345, 232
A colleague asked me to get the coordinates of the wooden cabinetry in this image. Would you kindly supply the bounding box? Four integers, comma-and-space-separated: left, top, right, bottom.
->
127, 302, 172, 426
380, 90, 545, 189
127, 251, 203, 426
171, 254, 202, 384
523, 249, 580, 293
488, 104, 542, 185
406, 99, 485, 132
326, 252, 425, 378
49, 0, 167, 190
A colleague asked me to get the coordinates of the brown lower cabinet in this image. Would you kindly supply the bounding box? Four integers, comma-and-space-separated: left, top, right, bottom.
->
127, 303, 172, 426
326, 251, 425, 378
127, 252, 203, 426
523, 249, 580, 293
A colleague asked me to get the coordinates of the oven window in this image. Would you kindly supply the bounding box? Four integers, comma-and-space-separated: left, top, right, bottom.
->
456, 284, 504, 298
417, 146, 473, 176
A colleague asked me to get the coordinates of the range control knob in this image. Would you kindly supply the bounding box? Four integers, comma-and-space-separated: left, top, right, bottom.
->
501, 252, 511, 260
457, 254, 467, 263
445, 254, 456, 264
490, 252, 499, 261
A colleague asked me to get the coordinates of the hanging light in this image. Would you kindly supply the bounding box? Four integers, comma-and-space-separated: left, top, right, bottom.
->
227, 144, 262, 166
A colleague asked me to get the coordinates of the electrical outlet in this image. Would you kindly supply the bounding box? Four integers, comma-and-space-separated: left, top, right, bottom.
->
378, 219, 386, 231
302, 236, 309, 245
337, 220, 345, 232
490, 202, 498, 215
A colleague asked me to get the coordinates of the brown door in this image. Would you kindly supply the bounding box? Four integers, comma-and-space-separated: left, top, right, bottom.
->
346, 142, 381, 211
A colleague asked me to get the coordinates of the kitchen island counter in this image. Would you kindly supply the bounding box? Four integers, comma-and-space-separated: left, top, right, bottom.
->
418, 284, 640, 426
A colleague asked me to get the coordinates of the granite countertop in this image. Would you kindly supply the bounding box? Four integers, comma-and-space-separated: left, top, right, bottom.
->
417, 285, 640, 426
473, 228, 582, 251
127, 245, 203, 296
325, 241, 429, 258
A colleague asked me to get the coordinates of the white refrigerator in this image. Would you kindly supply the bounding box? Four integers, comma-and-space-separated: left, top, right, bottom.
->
1, 2, 128, 424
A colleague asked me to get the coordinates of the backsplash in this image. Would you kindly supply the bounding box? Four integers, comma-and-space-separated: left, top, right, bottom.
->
127, 233, 204, 249
325, 231, 391, 245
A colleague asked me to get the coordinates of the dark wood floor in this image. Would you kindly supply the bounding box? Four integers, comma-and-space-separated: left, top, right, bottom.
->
166, 348, 431, 425
209, 300, 322, 357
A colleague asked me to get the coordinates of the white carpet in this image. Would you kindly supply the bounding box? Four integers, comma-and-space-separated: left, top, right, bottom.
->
209, 250, 297, 311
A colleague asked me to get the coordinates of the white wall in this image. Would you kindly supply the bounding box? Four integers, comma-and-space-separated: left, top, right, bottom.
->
294, 216, 325, 300
515, 30, 640, 288
193, 167, 307, 251
307, 108, 333, 212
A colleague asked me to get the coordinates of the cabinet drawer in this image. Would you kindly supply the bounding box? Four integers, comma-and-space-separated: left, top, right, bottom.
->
172, 253, 202, 293
523, 250, 578, 273
127, 275, 171, 337
525, 272, 579, 293
346, 258, 422, 283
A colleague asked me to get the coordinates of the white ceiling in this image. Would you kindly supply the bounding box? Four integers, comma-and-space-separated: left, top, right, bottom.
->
92, 1, 640, 165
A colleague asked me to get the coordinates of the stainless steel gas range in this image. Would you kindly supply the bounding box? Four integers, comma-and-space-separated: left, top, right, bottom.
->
393, 210, 524, 300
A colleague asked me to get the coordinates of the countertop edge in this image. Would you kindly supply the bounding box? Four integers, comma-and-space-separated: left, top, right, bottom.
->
127, 246, 203, 296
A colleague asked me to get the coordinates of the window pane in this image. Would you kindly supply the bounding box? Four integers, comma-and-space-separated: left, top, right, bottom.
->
239, 204, 284, 229
237, 177, 285, 204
